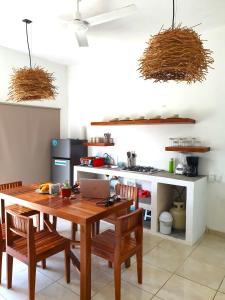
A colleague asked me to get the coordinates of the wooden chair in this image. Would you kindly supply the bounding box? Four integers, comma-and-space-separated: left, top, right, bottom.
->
0, 182, 40, 231
0, 181, 40, 284
5, 208, 70, 300
97, 184, 138, 232
106, 184, 138, 223
91, 208, 143, 300
93, 184, 139, 266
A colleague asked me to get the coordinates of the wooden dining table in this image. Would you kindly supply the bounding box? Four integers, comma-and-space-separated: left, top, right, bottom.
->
0, 184, 133, 300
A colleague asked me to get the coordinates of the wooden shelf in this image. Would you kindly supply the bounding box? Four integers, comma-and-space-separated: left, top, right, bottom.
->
86, 142, 115, 147
91, 118, 196, 126
165, 146, 210, 153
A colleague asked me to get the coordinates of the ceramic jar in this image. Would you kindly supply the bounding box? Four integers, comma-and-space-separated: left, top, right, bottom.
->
169, 201, 186, 230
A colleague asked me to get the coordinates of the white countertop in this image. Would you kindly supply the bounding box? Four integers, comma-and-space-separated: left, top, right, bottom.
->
74, 165, 206, 186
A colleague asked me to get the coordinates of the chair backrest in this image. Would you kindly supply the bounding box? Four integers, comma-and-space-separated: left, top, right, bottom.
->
115, 208, 143, 256
6, 208, 35, 258
115, 184, 139, 209
0, 181, 22, 224
0, 181, 22, 191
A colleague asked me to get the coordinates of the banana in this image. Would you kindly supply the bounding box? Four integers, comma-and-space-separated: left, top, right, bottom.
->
39, 183, 50, 193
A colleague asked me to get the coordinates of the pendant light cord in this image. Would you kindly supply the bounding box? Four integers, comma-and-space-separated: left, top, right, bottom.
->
23, 19, 32, 68
172, 0, 175, 28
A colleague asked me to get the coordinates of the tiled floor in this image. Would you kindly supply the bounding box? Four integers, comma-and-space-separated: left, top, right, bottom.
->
0, 219, 225, 299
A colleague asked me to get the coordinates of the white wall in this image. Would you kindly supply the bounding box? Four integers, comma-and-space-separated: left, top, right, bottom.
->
68, 25, 225, 233
0, 45, 68, 137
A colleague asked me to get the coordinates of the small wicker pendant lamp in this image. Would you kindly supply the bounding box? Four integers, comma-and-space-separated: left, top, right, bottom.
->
138, 0, 214, 83
8, 19, 57, 102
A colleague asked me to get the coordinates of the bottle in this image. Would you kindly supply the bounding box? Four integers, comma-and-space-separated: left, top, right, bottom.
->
169, 158, 174, 173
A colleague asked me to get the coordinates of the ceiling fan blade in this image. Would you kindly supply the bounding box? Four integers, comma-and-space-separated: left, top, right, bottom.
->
86, 4, 137, 27
75, 31, 89, 47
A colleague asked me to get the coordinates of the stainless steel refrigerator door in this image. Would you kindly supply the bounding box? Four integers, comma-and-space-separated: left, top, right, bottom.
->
51, 139, 70, 159
51, 159, 71, 184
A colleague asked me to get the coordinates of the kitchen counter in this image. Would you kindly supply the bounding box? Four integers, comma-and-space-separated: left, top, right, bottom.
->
74, 165, 205, 184
74, 165, 207, 245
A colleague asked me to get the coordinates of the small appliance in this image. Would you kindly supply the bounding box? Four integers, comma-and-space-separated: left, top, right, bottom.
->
175, 163, 186, 175
80, 157, 105, 167
185, 156, 199, 177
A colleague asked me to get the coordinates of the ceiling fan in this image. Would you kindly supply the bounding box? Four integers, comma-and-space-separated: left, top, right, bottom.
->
61, 0, 137, 47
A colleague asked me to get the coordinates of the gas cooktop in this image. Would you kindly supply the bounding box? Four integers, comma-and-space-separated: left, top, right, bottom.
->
121, 165, 160, 174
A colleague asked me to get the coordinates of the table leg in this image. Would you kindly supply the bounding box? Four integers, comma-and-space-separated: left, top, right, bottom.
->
43, 213, 56, 232
80, 222, 92, 300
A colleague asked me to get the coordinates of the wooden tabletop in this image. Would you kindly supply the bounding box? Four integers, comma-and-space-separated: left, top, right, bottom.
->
0, 184, 133, 225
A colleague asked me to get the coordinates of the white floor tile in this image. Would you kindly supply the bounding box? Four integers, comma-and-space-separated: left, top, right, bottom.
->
36, 282, 80, 300
200, 233, 225, 251
0, 269, 53, 300
58, 264, 113, 296
37, 252, 66, 281
219, 277, 225, 293
143, 244, 188, 272
176, 257, 225, 290
122, 262, 172, 294
158, 239, 195, 256
157, 275, 216, 300
0, 253, 26, 280
143, 233, 162, 254
190, 245, 225, 270
92, 280, 153, 300
214, 292, 225, 300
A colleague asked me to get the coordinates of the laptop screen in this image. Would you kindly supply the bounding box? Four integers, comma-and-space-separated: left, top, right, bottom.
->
79, 179, 110, 199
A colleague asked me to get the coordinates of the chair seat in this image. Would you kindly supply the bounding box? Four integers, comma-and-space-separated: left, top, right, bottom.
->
8, 230, 68, 262
92, 229, 138, 262
6, 204, 39, 217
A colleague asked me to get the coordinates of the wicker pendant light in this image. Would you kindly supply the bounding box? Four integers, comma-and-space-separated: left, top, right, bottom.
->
138, 1, 214, 83
8, 19, 57, 102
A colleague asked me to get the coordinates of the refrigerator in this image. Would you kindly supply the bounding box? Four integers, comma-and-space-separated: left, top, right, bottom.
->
51, 139, 87, 186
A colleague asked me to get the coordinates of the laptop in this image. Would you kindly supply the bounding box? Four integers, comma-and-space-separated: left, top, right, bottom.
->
79, 179, 110, 199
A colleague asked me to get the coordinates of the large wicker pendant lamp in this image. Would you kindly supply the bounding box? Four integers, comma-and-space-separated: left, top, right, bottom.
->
138, 0, 214, 83
8, 19, 57, 102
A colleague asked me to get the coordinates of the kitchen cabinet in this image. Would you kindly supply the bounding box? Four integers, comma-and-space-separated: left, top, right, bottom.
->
74, 165, 207, 246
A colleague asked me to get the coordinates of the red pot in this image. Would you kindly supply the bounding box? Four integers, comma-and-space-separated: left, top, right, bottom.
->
61, 188, 72, 198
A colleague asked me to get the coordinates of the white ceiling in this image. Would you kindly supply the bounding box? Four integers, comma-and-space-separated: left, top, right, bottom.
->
0, 0, 225, 65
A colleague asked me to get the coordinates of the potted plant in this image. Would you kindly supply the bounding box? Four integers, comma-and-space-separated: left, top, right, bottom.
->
61, 181, 72, 198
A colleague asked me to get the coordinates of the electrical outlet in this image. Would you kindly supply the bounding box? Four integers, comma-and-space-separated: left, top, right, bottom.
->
208, 174, 223, 183
208, 174, 216, 183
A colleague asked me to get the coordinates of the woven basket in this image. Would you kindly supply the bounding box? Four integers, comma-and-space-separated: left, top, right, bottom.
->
8, 66, 57, 102
138, 26, 214, 83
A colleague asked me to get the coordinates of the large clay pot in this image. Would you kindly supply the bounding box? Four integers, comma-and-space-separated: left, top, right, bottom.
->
169, 201, 186, 230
